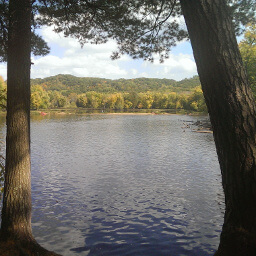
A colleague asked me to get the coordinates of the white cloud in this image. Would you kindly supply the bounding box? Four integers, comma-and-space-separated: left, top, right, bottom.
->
139, 52, 197, 80
1, 27, 198, 81
30, 27, 131, 79
0, 64, 7, 80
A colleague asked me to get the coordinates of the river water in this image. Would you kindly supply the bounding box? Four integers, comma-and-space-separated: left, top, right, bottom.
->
1, 114, 224, 256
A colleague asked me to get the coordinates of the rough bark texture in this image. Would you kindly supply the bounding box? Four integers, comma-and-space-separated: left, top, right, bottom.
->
0, 1, 61, 255
1, 0, 33, 242
180, 0, 256, 255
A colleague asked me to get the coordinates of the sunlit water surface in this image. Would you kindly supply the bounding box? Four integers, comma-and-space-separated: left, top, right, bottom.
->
1, 114, 224, 256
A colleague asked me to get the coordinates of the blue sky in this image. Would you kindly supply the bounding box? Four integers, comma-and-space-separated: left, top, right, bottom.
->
0, 26, 198, 81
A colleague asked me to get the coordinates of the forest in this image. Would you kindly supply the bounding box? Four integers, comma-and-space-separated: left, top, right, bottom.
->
1, 74, 208, 112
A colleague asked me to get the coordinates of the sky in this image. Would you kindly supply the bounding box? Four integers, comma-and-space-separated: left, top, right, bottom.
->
0, 26, 198, 81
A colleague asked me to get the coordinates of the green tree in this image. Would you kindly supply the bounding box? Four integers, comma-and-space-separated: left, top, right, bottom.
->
68, 92, 78, 108
187, 86, 207, 112
48, 90, 67, 108
114, 93, 124, 110
105, 94, 117, 109
239, 23, 256, 94
0, 76, 6, 109
127, 92, 139, 109
123, 93, 133, 109
76, 94, 88, 108
57, 96, 67, 108
31, 85, 50, 109
86, 91, 102, 109
138, 93, 154, 109
152, 92, 168, 109
31, 91, 42, 110
175, 94, 187, 110
0, 76, 5, 89
166, 92, 178, 109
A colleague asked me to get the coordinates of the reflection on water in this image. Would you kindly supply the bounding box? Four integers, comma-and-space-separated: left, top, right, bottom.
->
2, 114, 224, 256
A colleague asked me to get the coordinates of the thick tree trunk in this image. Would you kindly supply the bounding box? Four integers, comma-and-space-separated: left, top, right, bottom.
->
0, 1, 60, 255
1, 0, 33, 242
180, 0, 256, 255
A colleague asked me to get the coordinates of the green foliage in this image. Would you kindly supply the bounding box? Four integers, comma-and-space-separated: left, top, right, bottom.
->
187, 86, 208, 112
114, 93, 124, 110
37, 0, 187, 62
31, 85, 50, 109
29, 75, 207, 112
138, 93, 154, 109
0, 0, 255, 63
31, 33, 50, 57
0, 0, 50, 62
30, 75, 206, 111
76, 94, 87, 108
228, 0, 256, 35
0, 76, 6, 109
126, 92, 139, 109
35, 0, 255, 62
86, 91, 101, 109
239, 23, 256, 94
31, 74, 200, 94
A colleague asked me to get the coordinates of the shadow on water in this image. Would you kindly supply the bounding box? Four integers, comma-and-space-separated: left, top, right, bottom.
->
70, 214, 215, 256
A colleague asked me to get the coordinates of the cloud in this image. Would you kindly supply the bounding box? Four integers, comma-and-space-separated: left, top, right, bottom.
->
31, 27, 131, 79
1, 27, 198, 81
0, 64, 7, 80
140, 52, 197, 80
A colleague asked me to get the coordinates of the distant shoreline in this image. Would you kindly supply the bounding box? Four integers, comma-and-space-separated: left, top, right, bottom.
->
30, 109, 207, 116
0, 109, 207, 118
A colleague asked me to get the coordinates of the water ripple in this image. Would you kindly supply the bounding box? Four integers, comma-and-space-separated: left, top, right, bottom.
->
28, 114, 224, 256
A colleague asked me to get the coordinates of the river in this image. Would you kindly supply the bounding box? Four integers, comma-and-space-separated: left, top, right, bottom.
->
0, 113, 224, 256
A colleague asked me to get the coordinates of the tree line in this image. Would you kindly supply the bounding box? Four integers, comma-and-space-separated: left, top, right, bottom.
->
31, 85, 207, 112
31, 74, 200, 93
1, 75, 207, 112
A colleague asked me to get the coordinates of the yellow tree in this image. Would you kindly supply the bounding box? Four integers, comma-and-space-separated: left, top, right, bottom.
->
31, 85, 50, 109
0, 76, 6, 109
239, 23, 256, 95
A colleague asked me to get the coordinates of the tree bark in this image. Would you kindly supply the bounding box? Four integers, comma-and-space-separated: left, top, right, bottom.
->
0, 1, 61, 255
1, 0, 33, 241
180, 0, 256, 255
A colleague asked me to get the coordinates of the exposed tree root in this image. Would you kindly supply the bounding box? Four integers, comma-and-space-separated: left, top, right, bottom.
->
0, 239, 62, 256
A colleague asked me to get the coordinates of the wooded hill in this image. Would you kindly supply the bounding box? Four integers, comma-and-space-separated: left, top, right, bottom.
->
31, 74, 201, 95
1, 74, 207, 111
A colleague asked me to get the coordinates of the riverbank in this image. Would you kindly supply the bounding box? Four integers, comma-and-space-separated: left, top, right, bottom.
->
29, 108, 207, 116
181, 118, 212, 133
0, 108, 208, 117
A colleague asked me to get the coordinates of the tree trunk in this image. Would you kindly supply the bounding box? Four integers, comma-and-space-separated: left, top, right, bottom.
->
180, 0, 256, 255
0, 1, 60, 255
1, 0, 33, 242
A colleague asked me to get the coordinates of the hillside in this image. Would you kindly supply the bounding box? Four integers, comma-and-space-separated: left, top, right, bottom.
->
31, 74, 201, 94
